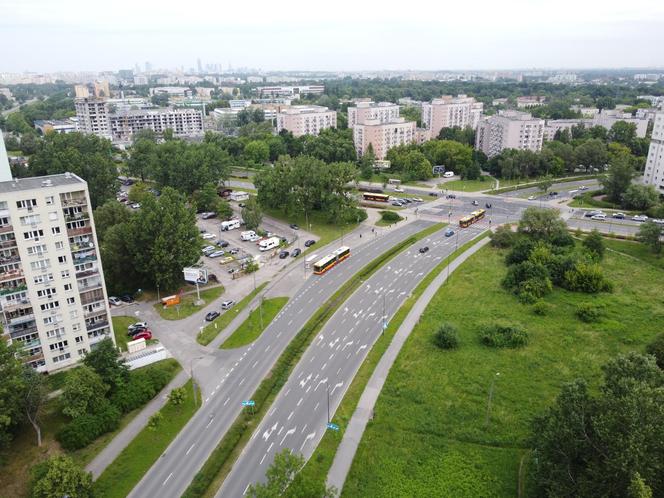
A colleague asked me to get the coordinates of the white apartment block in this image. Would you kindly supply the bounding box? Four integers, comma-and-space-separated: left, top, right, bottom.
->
643, 111, 664, 192
276, 105, 336, 137
353, 118, 416, 160
75, 98, 113, 140
475, 111, 545, 157
592, 109, 649, 138
0, 150, 114, 372
421, 95, 483, 138
109, 108, 203, 143
257, 85, 325, 98
348, 101, 400, 128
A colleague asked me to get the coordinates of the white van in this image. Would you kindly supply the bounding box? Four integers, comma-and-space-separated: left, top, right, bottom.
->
259, 236, 280, 252
220, 219, 241, 231
443, 171, 455, 178
240, 230, 256, 241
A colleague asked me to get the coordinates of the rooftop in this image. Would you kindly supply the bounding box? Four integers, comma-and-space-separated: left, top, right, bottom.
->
0, 173, 85, 194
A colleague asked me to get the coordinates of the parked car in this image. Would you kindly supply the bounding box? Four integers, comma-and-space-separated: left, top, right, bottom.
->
201, 212, 217, 219
127, 326, 149, 337
227, 267, 240, 275
248, 234, 261, 242
208, 273, 218, 282
132, 330, 152, 341
633, 214, 648, 222
291, 248, 301, 257
527, 195, 535, 201
391, 201, 403, 207
221, 300, 235, 310
219, 256, 234, 264
413, 197, 423, 202
579, 185, 589, 190
472, 200, 479, 206
445, 228, 455, 237
304, 239, 316, 247
229, 247, 240, 255
279, 250, 290, 259
612, 212, 625, 219
202, 245, 216, 254
108, 296, 122, 306
290, 224, 300, 230
549, 191, 559, 196
127, 322, 148, 333
419, 246, 430, 254
653, 219, 664, 225
201, 232, 216, 240
591, 214, 606, 220
205, 311, 220, 321
120, 294, 134, 303
393, 187, 404, 192
207, 250, 225, 258
217, 239, 230, 247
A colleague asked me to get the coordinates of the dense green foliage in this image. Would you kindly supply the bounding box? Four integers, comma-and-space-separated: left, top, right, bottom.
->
637, 221, 663, 254
379, 210, 402, 223
434, 323, 460, 350
0, 341, 32, 451
30, 455, 93, 498
479, 324, 529, 348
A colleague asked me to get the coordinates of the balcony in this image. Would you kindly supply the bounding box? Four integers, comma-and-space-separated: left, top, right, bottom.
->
84, 307, 106, 320
78, 279, 102, 292
70, 241, 94, 253
9, 326, 38, 340
80, 289, 105, 305
73, 254, 97, 265
20, 338, 42, 349
86, 319, 109, 332
67, 225, 92, 237
61, 197, 87, 208
24, 351, 44, 363
64, 213, 89, 223
0, 269, 24, 283
0, 254, 21, 265
88, 329, 110, 344
8, 312, 35, 326
1, 299, 31, 314
0, 282, 27, 296
0, 239, 17, 249
0, 225, 14, 235
76, 266, 98, 279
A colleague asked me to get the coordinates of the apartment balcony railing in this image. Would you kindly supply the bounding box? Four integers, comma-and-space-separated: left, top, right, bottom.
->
1, 299, 31, 314
73, 254, 97, 265
0, 269, 24, 283
70, 241, 95, 253
9, 326, 38, 340
0, 225, 14, 235
8, 313, 35, 326
0, 255, 20, 265
66, 225, 92, 237
80, 290, 105, 305
61, 198, 87, 207
24, 351, 44, 363
20, 338, 42, 349
0, 283, 27, 296
86, 319, 109, 332
64, 213, 90, 223
78, 278, 102, 292
0, 239, 17, 250
76, 267, 99, 279
88, 329, 110, 344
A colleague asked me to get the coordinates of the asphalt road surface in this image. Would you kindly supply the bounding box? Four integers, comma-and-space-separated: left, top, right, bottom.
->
499, 179, 601, 200
218, 222, 488, 497
128, 220, 434, 498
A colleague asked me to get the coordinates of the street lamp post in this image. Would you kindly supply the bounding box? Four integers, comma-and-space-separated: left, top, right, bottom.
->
326, 383, 330, 424
484, 372, 500, 428
382, 293, 386, 335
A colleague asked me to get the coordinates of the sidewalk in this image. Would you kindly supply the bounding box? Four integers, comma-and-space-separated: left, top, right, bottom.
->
326, 235, 492, 493
86, 369, 189, 479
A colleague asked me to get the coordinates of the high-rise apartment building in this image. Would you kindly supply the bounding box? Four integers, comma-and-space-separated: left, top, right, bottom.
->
348, 101, 400, 128
275, 105, 336, 137
353, 118, 416, 160
421, 95, 483, 138
0, 135, 114, 372
475, 111, 545, 157
74, 98, 113, 140
643, 111, 664, 192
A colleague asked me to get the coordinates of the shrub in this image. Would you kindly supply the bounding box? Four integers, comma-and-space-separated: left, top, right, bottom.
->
110, 366, 174, 414
645, 333, 664, 370
576, 303, 602, 323
532, 300, 551, 316
379, 210, 403, 223
433, 323, 460, 350
563, 262, 613, 293
505, 238, 536, 265
503, 261, 552, 300
480, 324, 529, 348
583, 230, 605, 260
490, 225, 517, 248
518, 277, 553, 304
57, 402, 121, 450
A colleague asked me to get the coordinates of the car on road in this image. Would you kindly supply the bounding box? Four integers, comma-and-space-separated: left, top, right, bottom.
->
205, 311, 220, 321
391, 201, 403, 207
207, 250, 225, 258
219, 256, 234, 264
393, 187, 404, 192
528, 195, 535, 201
548, 191, 559, 196
279, 250, 290, 259
413, 197, 423, 202
485, 203, 492, 209
428, 192, 438, 197
591, 214, 606, 221
633, 214, 648, 222
419, 246, 429, 254
446, 194, 456, 199
304, 239, 316, 247
108, 296, 122, 306
290, 224, 300, 230
127, 322, 148, 334
201, 232, 216, 240
216, 239, 230, 247
585, 210, 604, 218
132, 330, 152, 341
445, 228, 455, 237
443, 171, 454, 178
221, 300, 235, 310
291, 248, 301, 257
653, 219, 664, 225
579, 185, 589, 190
201, 212, 217, 219
472, 200, 479, 206
612, 212, 625, 219
120, 294, 134, 303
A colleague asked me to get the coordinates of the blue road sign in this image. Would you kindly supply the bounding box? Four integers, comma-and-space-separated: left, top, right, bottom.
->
327, 422, 340, 431
242, 400, 255, 407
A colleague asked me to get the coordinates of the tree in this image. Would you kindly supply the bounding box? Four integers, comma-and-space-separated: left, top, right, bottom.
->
538, 175, 554, 195
127, 182, 151, 204
583, 230, 605, 260
61, 366, 109, 419
637, 221, 662, 254
147, 411, 163, 432
244, 140, 270, 165
421, 140, 473, 176
241, 196, 263, 231
608, 121, 637, 147
127, 135, 159, 181
93, 200, 132, 244
22, 367, 47, 446
646, 333, 664, 370
168, 387, 186, 410
401, 150, 432, 181
301, 128, 357, 163
574, 139, 608, 173
0, 340, 27, 450
31, 455, 93, 498
628, 473, 654, 498
192, 182, 222, 213
358, 143, 376, 180
82, 338, 129, 393
601, 152, 635, 204
622, 184, 659, 211
518, 207, 568, 241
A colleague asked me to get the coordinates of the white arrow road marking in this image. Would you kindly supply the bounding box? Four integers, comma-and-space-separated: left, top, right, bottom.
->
300, 431, 316, 451
315, 378, 328, 391
342, 340, 354, 351
328, 337, 339, 348
262, 422, 278, 441
331, 381, 344, 396
280, 427, 296, 445
299, 373, 312, 388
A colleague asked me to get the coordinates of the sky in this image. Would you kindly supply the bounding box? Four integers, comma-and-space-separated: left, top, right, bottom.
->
2, 0, 664, 73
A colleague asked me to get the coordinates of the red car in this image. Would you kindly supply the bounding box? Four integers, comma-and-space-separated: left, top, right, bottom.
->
132, 330, 152, 341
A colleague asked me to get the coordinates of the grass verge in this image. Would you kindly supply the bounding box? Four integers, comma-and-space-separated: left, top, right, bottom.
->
341, 240, 663, 497
296, 231, 491, 490
181, 222, 445, 498
93, 379, 200, 498
603, 237, 664, 271
487, 174, 603, 195
197, 283, 268, 346
153, 286, 225, 320
112, 316, 136, 352
220, 297, 289, 349
440, 177, 497, 192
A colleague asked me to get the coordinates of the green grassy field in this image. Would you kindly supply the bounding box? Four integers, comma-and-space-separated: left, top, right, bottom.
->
153, 285, 225, 320
604, 238, 664, 271
198, 283, 268, 345
93, 379, 200, 498
441, 177, 497, 192
111, 316, 136, 351
220, 297, 288, 349
342, 241, 663, 498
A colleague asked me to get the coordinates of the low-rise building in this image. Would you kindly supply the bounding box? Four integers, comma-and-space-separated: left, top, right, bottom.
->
34, 119, 78, 135
516, 96, 547, 108
421, 95, 483, 137
276, 105, 336, 137
475, 111, 544, 157
643, 111, 664, 192
592, 109, 649, 138
348, 101, 400, 129
256, 85, 325, 98
353, 118, 416, 160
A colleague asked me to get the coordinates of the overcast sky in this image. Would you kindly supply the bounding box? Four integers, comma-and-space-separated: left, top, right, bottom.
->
2, 0, 664, 73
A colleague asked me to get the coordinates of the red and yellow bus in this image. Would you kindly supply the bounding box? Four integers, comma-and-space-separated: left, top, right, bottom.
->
362, 192, 390, 203
313, 246, 351, 275
459, 209, 486, 228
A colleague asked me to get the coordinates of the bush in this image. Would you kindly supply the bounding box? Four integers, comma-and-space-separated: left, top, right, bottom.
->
433, 323, 460, 350
518, 277, 553, 304
480, 324, 529, 348
532, 300, 551, 316
645, 333, 664, 370
576, 303, 602, 323
563, 262, 613, 293
110, 366, 174, 414
503, 261, 552, 300
505, 238, 536, 265
379, 210, 403, 223
57, 402, 121, 450
490, 225, 517, 248
583, 230, 605, 260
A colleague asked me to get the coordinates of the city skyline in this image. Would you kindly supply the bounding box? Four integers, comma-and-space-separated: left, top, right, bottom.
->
2, 0, 664, 73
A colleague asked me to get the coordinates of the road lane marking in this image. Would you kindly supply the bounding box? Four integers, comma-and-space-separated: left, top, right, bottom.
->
285, 388, 290, 397
288, 410, 294, 420
321, 363, 327, 370
331, 381, 344, 396
301, 424, 308, 433
239, 377, 245, 386
224, 397, 230, 406
163, 473, 173, 486
186, 443, 196, 455
337, 367, 342, 375
280, 427, 296, 445
297, 397, 303, 406
253, 360, 259, 368
268, 442, 274, 453
260, 453, 267, 465
299, 431, 316, 451
206, 416, 215, 428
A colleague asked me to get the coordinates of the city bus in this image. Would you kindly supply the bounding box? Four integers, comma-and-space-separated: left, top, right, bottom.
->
459, 209, 486, 228
313, 246, 351, 275
362, 192, 390, 203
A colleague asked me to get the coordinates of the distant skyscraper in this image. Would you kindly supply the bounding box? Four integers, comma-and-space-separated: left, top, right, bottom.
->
197, 58, 203, 74
145, 61, 152, 73
643, 111, 664, 192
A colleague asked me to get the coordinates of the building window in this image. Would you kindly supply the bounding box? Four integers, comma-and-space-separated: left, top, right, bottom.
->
72, 323, 80, 332
70, 310, 78, 319
48, 212, 58, 221
45, 196, 54, 205
16, 199, 37, 209
51, 227, 61, 235
58, 255, 67, 264
20, 214, 41, 225
64, 283, 72, 291
55, 241, 64, 250
23, 229, 44, 240
33, 273, 54, 284
75, 335, 83, 343
52, 352, 71, 363
30, 259, 50, 271
66, 297, 75, 305
61, 270, 70, 278
78, 349, 87, 357
40, 301, 59, 311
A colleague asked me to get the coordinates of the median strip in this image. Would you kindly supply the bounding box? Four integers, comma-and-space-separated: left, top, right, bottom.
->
220, 297, 289, 349
181, 222, 444, 498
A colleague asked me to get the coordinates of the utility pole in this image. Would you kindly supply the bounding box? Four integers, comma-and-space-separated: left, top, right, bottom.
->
382, 293, 386, 335
327, 383, 330, 424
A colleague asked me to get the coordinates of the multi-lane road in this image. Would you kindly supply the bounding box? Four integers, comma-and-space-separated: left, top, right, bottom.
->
129, 220, 434, 498
218, 222, 488, 496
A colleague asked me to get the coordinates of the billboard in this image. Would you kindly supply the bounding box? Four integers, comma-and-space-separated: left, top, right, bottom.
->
183, 267, 208, 285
